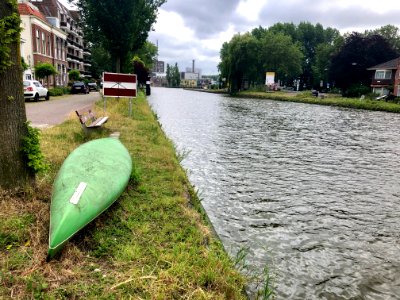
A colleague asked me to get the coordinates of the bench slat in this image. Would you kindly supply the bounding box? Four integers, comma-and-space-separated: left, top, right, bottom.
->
75, 106, 108, 132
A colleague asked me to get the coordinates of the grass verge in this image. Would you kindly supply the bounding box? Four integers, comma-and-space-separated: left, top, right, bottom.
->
0, 93, 248, 299
235, 91, 400, 113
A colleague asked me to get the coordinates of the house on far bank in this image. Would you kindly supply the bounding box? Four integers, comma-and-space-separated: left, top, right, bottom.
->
367, 57, 400, 96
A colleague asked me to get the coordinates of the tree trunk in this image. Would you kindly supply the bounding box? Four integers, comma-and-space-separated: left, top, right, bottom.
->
0, 1, 33, 189
115, 56, 121, 73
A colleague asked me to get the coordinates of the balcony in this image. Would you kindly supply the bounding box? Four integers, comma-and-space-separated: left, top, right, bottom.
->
371, 78, 393, 87
67, 53, 83, 62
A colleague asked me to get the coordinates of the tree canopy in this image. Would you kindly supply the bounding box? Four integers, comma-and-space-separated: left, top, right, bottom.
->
34, 62, 57, 87
219, 29, 303, 92
76, 0, 165, 73
219, 23, 400, 95
329, 32, 399, 92
166, 63, 180, 87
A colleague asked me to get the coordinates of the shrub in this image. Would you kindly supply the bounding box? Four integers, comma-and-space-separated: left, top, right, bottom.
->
48, 88, 64, 96
21, 122, 48, 174
344, 84, 371, 98
62, 87, 70, 94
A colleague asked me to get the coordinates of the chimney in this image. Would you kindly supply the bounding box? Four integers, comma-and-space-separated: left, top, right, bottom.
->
192, 59, 195, 73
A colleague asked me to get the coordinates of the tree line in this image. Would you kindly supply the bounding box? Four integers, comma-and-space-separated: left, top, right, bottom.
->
219, 22, 400, 95
166, 63, 181, 87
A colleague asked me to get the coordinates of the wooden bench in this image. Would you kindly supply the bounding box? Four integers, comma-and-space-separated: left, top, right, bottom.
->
75, 105, 108, 133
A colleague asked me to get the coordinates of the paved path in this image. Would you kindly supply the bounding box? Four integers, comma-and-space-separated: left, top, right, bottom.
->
25, 92, 102, 128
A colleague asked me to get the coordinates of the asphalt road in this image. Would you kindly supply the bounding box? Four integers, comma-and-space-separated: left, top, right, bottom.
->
25, 92, 102, 128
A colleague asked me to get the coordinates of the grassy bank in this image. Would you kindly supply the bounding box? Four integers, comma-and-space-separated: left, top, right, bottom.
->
235, 91, 400, 113
0, 93, 250, 299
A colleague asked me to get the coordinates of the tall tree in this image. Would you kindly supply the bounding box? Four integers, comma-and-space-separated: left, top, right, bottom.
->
172, 63, 180, 87
0, 0, 32, 189
219, 31, 303, 92
218, 33, 260, 92
311, 35, 344, 88
257, 31, 303, 85
77, 0, 165, 73
134, 41, 158, 70
166, 63, 172, 87
89, 45, 112, 79
267, 22, 341, 88
365, 25, 400, 52
329, 32, 399, 92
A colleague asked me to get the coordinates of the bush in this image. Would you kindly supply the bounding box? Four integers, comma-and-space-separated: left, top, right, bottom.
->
21, 122, 48, 174
62, 87, 70, 94
48, 88, 64, 96
344, 84, 371, 98
48, 87, 70, 96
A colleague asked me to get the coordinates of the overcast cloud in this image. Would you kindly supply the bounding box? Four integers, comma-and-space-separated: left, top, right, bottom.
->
59, 0, 400, 75
148, 0, 400, 74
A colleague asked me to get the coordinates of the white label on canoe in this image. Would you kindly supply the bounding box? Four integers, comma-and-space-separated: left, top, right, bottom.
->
69, 182, 87, 205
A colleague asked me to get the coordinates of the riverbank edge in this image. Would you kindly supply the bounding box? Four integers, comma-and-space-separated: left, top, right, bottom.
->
189, 88, 400, 113
0, 94, 251, 299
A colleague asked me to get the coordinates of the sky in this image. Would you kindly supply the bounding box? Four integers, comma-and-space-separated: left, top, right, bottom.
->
148, 0, 400, 74
60, 0, 400, 75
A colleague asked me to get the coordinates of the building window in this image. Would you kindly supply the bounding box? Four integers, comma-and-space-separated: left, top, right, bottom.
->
36, 30, 40, 52
373, 87, 389, 96
42, 32, 46, 54
47, 35, 51, 56
375, 70, 392, 80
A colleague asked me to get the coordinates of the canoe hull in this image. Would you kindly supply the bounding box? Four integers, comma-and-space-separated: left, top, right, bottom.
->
48, 137, 132, 259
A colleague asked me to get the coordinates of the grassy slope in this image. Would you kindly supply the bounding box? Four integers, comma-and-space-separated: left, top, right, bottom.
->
0, 94, 247, 299
236, 91, 400, 113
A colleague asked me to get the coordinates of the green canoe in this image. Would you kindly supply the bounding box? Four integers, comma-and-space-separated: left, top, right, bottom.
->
48, 137, 132, 259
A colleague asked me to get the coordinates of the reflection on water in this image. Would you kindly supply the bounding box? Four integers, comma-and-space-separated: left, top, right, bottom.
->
149, 88, 400, 299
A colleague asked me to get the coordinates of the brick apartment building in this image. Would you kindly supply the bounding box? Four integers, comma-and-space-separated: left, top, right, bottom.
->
18, 0, 92, 86
18, 1, 68, 86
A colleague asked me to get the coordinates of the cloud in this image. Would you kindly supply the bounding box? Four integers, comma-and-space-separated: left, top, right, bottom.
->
149, 0, 400, 74
258, 0, 400, 33
162, 0, 242, 39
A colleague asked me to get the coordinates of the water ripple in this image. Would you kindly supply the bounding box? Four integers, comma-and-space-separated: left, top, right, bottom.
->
149, 88, 400, 299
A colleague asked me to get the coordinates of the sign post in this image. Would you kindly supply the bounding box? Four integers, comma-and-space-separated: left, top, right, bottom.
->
102, 72, 137, 116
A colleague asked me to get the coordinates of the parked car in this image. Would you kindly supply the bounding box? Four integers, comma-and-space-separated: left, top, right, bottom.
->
23, 80, 49, 101
71, 82, 89, 94
87, 82, 98, 91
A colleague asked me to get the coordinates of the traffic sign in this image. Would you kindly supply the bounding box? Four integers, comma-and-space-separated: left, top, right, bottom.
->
103, 72, 137, 98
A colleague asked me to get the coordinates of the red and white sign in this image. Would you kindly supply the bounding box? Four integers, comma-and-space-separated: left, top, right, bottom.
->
103, 72, 137, 98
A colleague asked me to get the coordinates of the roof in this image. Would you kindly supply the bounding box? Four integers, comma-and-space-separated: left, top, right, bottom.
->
31, 0, 59, 18
18, 3, 48, 22
367, 57, 400, 70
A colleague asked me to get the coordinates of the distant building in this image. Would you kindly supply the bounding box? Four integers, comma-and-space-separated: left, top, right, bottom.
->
180, 72, 199, 88
181, 72, 199, 80
18, 1, 68, 86
25, 0, 92, 80
152, 60, 165, 73
185, 67, 202, 78
151, 73, 167, 87
368, 57, 400, 96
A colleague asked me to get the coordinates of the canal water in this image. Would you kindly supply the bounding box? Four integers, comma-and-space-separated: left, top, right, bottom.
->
148, 88, 400, 299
